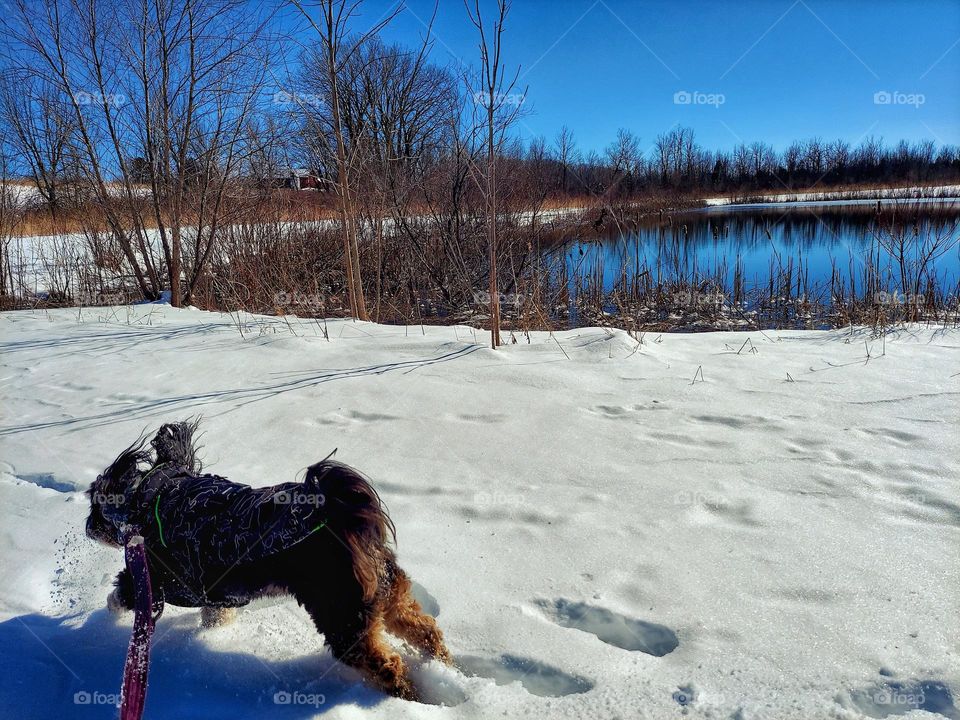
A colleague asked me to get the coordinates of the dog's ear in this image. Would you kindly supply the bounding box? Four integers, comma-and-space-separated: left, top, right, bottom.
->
151, 420, 202, 472
100, 439, 152, 490
86, 437, 152, 545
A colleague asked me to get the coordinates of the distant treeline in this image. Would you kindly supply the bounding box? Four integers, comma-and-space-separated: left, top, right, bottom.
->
0, 0, 957, 329
544, 127, 960, 197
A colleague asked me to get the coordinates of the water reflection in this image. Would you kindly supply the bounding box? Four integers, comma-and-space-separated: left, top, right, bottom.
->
564, 202, 960, 291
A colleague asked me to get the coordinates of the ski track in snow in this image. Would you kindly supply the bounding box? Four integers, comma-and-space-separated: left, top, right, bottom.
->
0, 307, 958, 719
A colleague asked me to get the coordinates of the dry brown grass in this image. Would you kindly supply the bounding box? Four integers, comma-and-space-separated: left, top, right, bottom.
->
14, 189, 340, 237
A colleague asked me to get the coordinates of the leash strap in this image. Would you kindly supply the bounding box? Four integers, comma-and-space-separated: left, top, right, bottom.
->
119, 534, 158, 720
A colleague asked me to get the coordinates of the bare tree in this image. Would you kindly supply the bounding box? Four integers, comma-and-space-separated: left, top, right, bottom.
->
465, 0, 522, 348
0, 123, 23, 299
123, 0, 274, 305
2, 0, 272, 305
0, 72, 76, 217
290, 0, 403, 321
554, 125, 577, 195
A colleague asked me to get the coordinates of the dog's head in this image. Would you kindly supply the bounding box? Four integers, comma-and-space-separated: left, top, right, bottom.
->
86, 442, 150, 547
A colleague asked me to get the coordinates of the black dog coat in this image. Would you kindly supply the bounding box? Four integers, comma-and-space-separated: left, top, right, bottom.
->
95, 454, 332, 607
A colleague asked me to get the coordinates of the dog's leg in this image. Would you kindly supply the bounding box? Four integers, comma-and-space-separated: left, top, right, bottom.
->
382, 566, 453, 665
107, 569, 135, 614
328, 614, 417, 701
199, 606, 238, 628
296, 588, 417, 701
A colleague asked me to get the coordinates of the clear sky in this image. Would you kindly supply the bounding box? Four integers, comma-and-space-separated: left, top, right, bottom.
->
349, 0, 960, 155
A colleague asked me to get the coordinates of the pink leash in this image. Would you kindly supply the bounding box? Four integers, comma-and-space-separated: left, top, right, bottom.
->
119, 535, 156, 720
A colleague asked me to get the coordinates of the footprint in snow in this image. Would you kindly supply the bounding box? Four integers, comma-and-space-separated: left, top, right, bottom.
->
839, 680, 958, 719
457, 653, 593, 698
536, 598, 679, 656
410, 582, 440, 617
19, 472, 75, 493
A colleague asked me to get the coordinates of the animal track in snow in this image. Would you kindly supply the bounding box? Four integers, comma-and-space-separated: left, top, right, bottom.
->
19, 472, 75, 493
410, 582, 440, 617
536, 598, 678, 656
457, 653, 593, 697
586, 403, 667, 419
840, 680, 958, 719
692, 414, 782, 431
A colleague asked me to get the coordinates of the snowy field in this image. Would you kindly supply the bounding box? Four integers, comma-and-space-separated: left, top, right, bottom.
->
0, 306, 958, 719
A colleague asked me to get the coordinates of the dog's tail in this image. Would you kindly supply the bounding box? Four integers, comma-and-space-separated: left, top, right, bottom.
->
151, 419, 202, 473
305, 460, 396, 603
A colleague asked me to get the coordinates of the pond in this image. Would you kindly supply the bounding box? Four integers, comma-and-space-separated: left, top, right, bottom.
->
555, 199, 960, 329
565, 199, 960, 291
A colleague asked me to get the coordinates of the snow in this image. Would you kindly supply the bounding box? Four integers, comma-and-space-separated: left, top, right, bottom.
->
702, 185, 960, 206
1, 182, 152, 209
7, 206, 578, 299
0, 306, 958, 719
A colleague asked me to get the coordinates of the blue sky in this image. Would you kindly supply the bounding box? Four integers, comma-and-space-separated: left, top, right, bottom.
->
341, 0, 960, 155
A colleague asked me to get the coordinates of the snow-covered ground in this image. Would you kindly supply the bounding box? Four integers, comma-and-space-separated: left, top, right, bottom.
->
1, 182, 152, 209
6, 205, 578, 300
702, 185, 960, 206
0, 306, 958, 720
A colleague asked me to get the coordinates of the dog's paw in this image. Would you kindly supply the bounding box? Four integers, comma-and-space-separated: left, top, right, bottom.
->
391, 678, 420, 703
200, 606, 238, 628
106, 588, 131, 614
436, 648, 455, 666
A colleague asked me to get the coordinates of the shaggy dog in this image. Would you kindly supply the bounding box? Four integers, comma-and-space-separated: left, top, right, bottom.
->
86, 421, 451, 701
